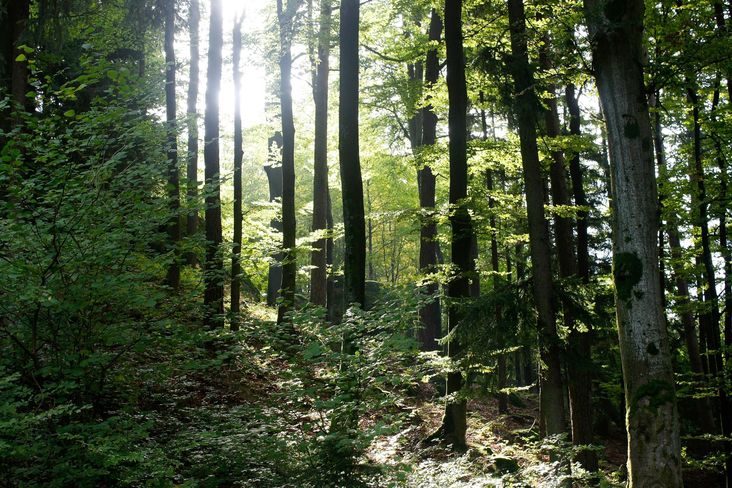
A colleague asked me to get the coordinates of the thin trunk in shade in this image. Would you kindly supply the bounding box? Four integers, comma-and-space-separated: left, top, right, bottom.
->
230, 16, 244, 331
203, 0, 225, 329
276, 0, 297, 324
164, 0, 181, 291
506, 0, 565, 436
309, 0, 332, 308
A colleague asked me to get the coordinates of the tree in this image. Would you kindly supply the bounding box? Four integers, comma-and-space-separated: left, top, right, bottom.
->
231, 15, 244, 331
506, 0, 565, 436
584, 0, 682, 483
309, 0, 332, 308
164, 0, 181, 291
276, 0, 298, 324
417, 8, 443, 352
538, 29, 595, 467
436, 0, 471, 450
203, 0, 225, 328
186, 0, 200, 259
339, 0, 365, 308
265, 131, 284, 307
563, 83, 597, 470
0, 0, 31, 128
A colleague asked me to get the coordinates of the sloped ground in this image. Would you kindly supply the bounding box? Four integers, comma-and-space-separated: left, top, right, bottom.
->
365, 384, 625, 488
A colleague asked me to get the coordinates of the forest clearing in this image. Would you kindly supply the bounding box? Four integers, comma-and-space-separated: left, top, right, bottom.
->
1, 0, 731, 486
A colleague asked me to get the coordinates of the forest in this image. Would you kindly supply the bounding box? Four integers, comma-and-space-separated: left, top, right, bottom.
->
1, 0, 731, 485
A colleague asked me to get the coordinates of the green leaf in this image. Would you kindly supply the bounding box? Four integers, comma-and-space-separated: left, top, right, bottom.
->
15, 54, 26, 62
63, 110, 75, 117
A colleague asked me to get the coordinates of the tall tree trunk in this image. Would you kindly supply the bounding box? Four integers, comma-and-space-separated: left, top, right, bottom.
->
710, 22, 732, 471
539, 36, 595, 466
367, 180, 375, 280
276, 0, 297, 324
339, 0, 366, 308
164, 0, 181, 291
1, 0, 30, 130
506, 0, 565, 436
417, 8, 443, 351
480, 101, 507, 414
436, 0, 471, 450
230, 16, 244, 331
651, 91, 706, 388
326, 191, 336, 320
265, 133, 284, 307
687, 85, 729, 465
584, 0, 682, 484
487, 169, 508, 414
9, 0, 30, 118
686, 85, 723, 380
564, 86, 597, 467
687, 72, 732, 480
186, 0, 200, 256
566, 85, 589, 281
309, 0, 332, 308
203, 0, 225, 328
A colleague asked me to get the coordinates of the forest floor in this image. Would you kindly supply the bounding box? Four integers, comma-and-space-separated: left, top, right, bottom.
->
154, 305, 722, 487
366, 385, 625, 487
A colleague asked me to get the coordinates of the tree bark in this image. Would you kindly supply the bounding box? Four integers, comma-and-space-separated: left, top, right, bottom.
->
339, 0, 366, 308
417, 8, 443, 351
584, 0, 682, 483
203, 0, 225, 328
565, 87, 598, 465
506, 0, 565, 436
436, 0, 471, 450
479, 101, 507, 415
651, 93, 705, 379
231, 16, 244, 331
1, 0, 30, 130
186, 0, 200, 255
539, 38, 595, 465
686, 84, 723, 380
276, 0, 298, 324
164, 0, 181, 291
309, 0, 332, 308
265, 133, 284, 307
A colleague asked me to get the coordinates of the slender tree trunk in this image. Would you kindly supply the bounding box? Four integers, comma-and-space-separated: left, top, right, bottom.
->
326, 191, 336, 320
686, 85, 730, 468
339, 0, 366, 308
367, 180, 375, 280
436, 0, 471, 450
203, 0, 225, 328
507, 0, 565, 436
276, 0, 297, 324
712, 43, 732, 478
538, 37, 595, 465
186, 0, 200, 256
265, 133, 284, 307
417, 8, 443, 351
480, 101, 507, 414
164, 0, 181, 291
584, 0, 682, 483
566, 85, 589, 281
309, 0, 332, 307
652, 92, 705, 379
7, 0, 30, 123
487, 169, 508, 414
653, 88, 715, 434
687, 85, 723, 379
565, 87, 597, 465
230, 16, 244, 331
